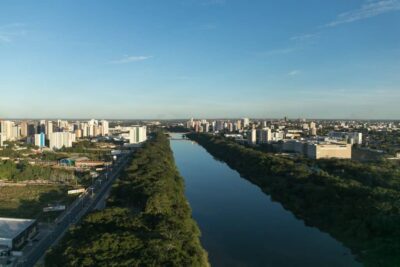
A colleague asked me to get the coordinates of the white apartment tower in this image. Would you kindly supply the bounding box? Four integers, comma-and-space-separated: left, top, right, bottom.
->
243, 118, 250, 128
101, 120, 109, 136
129, 126, 147, 144
0, 120, 14, 141
247, 129, 257, 144
46, 121, 53, 135
0, 133, 4, 146
49, 132, 76, 150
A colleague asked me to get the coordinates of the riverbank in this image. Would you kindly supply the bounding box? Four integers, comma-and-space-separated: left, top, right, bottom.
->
187, 133, 400, 267
45, 132, 209, 266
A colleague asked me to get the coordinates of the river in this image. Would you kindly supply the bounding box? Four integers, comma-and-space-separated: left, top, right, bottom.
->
170, 133, 361, 267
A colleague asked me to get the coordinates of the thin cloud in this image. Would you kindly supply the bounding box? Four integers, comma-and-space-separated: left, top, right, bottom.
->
201, 0, 226, 6
325, 0, 400, 27
0, 23, 26, 43
182, 0, 226, 7
200, 23, 217, 30
290, 33, 318, 42
175, 75, 192, 80
0, 35, 11, 43
109, 55, 152, 64
258, 47, 296, 57
288, 70, 301, 76
288, 1, 400, 48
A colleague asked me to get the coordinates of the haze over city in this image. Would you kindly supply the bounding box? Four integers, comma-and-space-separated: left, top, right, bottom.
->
1, 0, 399, 119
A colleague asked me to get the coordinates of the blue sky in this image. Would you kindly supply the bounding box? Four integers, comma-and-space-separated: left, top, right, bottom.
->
0, 0, 399, 119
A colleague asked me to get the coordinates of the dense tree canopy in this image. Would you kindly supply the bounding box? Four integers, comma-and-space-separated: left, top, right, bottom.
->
0, 160, 74, 183
45, 132, 208, 267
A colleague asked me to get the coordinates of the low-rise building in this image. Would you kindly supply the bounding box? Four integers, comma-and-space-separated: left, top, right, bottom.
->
0, 218, 38, 250
279, 139, 352, 159
271, 131, 285, 141
75, 160, 107, 168
307, 142, 352, 159
282, 140, 307, 154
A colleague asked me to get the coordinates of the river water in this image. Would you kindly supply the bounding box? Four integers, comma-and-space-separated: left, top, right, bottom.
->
170, 133, 361, 267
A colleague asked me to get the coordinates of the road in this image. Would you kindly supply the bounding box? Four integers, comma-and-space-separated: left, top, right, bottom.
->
17, 152, 132, 267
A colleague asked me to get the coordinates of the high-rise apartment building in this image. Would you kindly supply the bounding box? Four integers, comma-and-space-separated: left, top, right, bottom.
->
215, 120, 224, 132
236, 120, 242, 130
49, 132, 76, 150
20, 121, 28, 137
57, 120, 70, 131
27, 123, 36, 136
1, 120, 14, 141
0, 133, 4, 147
128, 126, 147, 144
243, 118, 250, 128
34, 133, 46, 148
12, 125, 20, 140
256, 128, 272, 144
80, 123, 88, 137
311, 127, 317, 136
262, 121, 267, 128
203, 122, 210, 133
46, 121, 53, 135
75, 129, 82, 139
247, 129, 256, 144
101, 120, 109, 136
39, 120, 46, 133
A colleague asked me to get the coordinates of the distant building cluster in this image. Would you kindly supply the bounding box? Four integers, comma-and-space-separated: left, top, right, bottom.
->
0, 119, 109, 150
0, 119, 149, 150
184, 117, 376, 160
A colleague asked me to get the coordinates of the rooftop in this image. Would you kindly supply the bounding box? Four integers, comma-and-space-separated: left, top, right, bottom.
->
0, 218, 36, 240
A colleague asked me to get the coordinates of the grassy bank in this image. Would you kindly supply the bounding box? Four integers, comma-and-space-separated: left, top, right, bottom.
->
0, 185, 76, 221
45, 132, 208, 267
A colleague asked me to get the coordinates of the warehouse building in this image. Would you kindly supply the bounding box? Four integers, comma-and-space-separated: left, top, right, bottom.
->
279, 140, 352, 159
0, 218, 38, 250
307, 142, 352, 159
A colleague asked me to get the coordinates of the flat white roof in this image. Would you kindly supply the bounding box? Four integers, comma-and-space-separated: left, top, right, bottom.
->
0, 218, 36, 240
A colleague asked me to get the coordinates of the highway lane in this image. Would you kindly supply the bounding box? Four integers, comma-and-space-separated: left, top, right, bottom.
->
17, 152, 132, 267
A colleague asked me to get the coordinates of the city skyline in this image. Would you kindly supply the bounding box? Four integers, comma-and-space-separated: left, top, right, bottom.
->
1, 0, 400, 119
2, 116, 400, 121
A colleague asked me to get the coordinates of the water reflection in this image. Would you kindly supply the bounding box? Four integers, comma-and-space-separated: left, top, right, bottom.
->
170, 133, 360, 267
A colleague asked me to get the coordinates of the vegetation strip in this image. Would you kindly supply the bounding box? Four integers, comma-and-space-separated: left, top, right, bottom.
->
187, 133, 400, 267
45, 132, 208, 267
